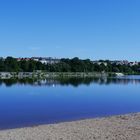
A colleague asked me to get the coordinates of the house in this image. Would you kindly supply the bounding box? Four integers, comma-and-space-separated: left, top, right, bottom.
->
32, 57, 60, 64
129, 61, 139, 66
16, 58, 32, 61
92, 61, 107, 66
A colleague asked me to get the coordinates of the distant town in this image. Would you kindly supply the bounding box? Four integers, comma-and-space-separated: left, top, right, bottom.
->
0, 57, 139, 66
0, 57, 140, 78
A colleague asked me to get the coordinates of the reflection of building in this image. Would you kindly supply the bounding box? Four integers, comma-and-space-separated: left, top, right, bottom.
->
34, 79, 60, 86
1, 77, 140, 87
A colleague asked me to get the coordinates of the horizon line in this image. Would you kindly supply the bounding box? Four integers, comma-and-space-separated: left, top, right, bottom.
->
0, 56, 140, 62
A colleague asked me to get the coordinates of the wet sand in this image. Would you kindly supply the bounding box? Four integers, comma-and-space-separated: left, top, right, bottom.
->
0, 113, 140, 140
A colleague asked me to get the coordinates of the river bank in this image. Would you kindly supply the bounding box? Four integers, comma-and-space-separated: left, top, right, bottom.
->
0, 72, 109, 79
0, 113, 140, 140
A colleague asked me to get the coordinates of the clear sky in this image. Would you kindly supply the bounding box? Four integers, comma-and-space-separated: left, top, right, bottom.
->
0, 0, 140, 60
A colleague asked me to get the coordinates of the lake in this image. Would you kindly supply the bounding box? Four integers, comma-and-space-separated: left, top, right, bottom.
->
0, 76, 140, 129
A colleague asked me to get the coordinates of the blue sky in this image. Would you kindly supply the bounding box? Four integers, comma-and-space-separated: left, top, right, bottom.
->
0, 0, 140, 60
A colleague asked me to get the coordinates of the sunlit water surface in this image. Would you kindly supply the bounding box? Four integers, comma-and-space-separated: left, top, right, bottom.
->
0, 76, 140, 129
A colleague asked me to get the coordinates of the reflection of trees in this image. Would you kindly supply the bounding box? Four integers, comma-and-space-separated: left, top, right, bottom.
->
0, 78, 36, 87
0, 79, 17, 87
57, 77, 94, 87
105, 78, 140, 85
0, 77, 140, 87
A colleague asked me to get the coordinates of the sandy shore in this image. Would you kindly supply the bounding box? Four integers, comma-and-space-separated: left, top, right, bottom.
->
0, 113, 140, 140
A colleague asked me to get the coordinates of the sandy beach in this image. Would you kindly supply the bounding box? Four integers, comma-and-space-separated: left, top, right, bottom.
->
0, 113, 140, 140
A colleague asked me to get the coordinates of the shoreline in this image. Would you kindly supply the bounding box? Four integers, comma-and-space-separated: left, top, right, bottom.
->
0, 113, 140, 140
0, 72, 109, 79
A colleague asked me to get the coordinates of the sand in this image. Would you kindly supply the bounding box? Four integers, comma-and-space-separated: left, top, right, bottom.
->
0, 113, 140, 140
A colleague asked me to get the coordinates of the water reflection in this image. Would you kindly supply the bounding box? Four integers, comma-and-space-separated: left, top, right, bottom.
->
0, 76, 140, 87
0, 75, 140, 130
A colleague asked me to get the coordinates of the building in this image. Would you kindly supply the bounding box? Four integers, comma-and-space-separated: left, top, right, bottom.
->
16, 58, 32, 61
31, 57, 60, 64
129, 61, 139, 66
92, 61, 107, 66
110, 60, 128, 65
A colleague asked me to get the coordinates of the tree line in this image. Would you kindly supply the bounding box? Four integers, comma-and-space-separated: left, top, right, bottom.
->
0, 57, 140, 74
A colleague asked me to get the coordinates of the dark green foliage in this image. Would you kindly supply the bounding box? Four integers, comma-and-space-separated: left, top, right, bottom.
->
0, 57, 140, 74
0, 57, 45, 72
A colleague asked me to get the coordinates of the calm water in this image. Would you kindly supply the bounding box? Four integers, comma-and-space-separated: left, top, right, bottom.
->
0, 76, 140, 129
